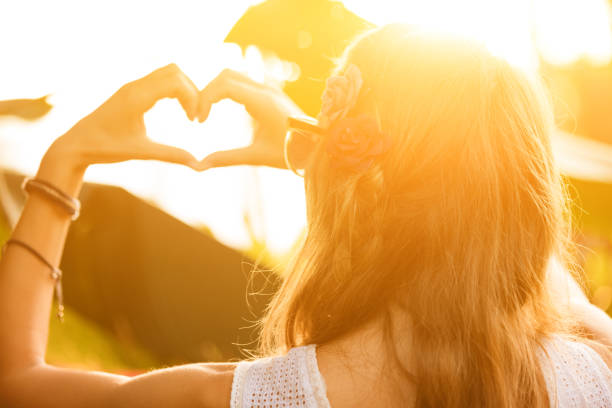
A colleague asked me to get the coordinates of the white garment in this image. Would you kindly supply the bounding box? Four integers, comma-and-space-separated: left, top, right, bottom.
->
539, 337, 612, 407
230, 337, 612, 408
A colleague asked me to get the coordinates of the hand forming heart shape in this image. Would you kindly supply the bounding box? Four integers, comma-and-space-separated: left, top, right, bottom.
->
46, 64, 304, 176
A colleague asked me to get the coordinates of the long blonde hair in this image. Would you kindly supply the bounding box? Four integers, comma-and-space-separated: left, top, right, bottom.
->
260, 24, 589, 406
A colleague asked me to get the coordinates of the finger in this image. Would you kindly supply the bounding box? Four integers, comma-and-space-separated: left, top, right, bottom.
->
197, 69, 272, 123
172, 70, 200, 121
199, 145, 285, 170
137, 142, 200, 170
221, 70, 302, 115
199, 147, 255, 170
123, 64, 199, 120
219, 68, 269, 91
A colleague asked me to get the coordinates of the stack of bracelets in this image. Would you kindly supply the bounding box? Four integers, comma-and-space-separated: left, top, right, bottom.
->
1, 177, 81, 321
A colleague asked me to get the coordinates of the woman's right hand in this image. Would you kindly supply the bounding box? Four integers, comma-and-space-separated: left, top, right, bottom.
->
197, 69, 304, 169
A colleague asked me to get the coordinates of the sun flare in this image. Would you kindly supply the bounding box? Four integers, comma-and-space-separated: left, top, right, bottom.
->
0, 0, 611, 255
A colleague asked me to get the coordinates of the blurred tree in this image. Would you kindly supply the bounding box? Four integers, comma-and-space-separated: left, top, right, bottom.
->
543, 61, 612, 145
225, 0, 374, 116
2, 172, 276, 364
0, 95, 52, 121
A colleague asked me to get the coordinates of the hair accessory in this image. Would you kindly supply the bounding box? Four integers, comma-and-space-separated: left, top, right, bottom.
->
326, 114, 391, 172
318, 64, 390, 172
285, 64, 390, 175
2, 239, 64, 321
22, 177, 80, 220
319, 64, 363, 129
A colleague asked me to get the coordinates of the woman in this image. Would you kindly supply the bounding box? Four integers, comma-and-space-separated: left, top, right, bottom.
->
1, 24, 611, 407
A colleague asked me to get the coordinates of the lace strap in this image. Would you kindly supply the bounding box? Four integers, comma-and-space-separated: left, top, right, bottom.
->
230, 361, 252, 408
305, 345, 332, 408
229, 346, 332, 408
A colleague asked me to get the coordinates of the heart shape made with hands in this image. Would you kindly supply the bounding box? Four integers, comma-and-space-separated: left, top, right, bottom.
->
139, 66, 298, 172
145, 98, 252, 169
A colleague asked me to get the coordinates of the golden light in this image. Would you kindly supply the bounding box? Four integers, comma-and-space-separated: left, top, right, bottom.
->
0, 0, 306, 255
343, 0, 612, 70
1, 0, 611, 257
534, 0, 612, 65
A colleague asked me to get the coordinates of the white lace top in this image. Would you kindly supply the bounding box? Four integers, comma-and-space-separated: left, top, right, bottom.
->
230, 337, 612, 408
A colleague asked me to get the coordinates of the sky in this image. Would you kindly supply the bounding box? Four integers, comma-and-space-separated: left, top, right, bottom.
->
0, 0, 611, 254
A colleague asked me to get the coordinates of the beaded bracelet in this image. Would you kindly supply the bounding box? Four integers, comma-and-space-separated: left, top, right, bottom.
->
2, 239, 64, 321
22, 177, 81, 221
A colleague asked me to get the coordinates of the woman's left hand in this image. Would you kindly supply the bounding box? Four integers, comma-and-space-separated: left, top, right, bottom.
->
0, 63, 242, 408
40, 64, 203, 193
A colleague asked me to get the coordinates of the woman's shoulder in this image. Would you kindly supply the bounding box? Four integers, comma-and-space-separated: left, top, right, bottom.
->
230, 338, 612, 408
231, 345, 331, 408
539, 335, 612, 406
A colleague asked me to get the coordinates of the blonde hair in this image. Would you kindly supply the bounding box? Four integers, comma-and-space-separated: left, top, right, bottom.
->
260, 24, 593, 406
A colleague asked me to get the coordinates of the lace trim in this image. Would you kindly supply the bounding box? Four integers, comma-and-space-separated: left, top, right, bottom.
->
231, 338, 611, 408
305, 345, 332, 408
230, 361, 252, 408
539, 336, 612, 408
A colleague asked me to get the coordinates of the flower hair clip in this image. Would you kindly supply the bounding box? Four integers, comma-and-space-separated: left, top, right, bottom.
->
325, 114, 391, 172
286, 113, 391, 175
318, 64, 364, 129
285, 64, 391, 175
320, 64, 390, 172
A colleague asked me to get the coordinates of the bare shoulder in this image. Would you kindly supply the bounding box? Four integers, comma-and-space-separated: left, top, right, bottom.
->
110, 362, 238, 408
192, 363, 237, 408
586, 341, 612, 371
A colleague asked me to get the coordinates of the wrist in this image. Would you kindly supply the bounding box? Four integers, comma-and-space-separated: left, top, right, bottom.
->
37, 142, 87, 198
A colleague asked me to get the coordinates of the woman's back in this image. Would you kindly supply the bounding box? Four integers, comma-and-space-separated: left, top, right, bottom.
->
230, 336, 612, 407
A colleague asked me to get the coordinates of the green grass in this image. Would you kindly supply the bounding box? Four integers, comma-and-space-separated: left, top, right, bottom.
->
0, 213, 158, 372
569, 179, 612, 314
47, 305, 158, 372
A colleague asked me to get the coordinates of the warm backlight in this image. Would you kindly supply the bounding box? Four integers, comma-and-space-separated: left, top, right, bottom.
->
0, 0, 610, 255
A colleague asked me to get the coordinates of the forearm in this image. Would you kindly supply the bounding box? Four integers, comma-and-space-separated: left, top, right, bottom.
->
0, 151, 84, 372
0, 153, 217, 407
0, 64, 236, 408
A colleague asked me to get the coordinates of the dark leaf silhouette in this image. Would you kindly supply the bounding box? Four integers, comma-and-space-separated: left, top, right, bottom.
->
0, 95, 52, 121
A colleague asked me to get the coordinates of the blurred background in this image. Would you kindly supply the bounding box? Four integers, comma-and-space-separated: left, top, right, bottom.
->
1, 0, 612, 373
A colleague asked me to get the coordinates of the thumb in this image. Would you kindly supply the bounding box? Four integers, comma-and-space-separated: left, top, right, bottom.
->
141, 142, 200, 170
199, 147, 256, 170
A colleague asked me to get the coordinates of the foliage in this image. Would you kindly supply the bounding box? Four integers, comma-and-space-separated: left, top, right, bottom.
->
47, 304, 159, 372
1, 177, 610, 372
0, 209, 158, 372
569, 178, 612, 314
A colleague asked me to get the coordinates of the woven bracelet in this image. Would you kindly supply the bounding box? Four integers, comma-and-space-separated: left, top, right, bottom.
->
2, 239, 64, 321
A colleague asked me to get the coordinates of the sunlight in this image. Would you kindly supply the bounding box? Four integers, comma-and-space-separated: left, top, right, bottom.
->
0, 0, 306, 254
343, 0, 612, 70
1, 0, 610, 256
535, 0, 612, 65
